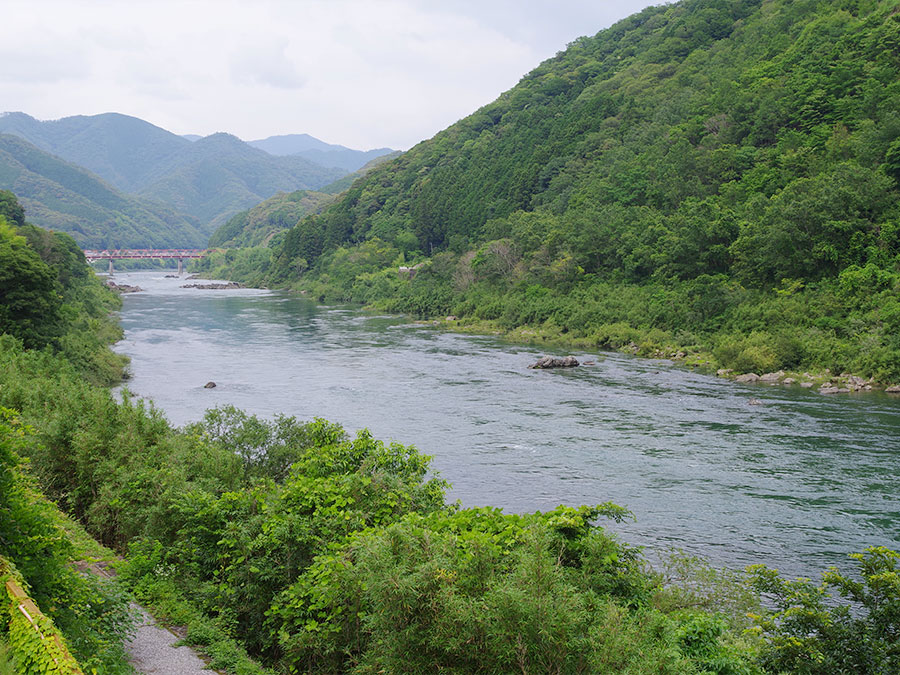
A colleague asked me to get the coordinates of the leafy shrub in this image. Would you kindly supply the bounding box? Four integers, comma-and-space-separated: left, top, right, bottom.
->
748, 547, 900, 674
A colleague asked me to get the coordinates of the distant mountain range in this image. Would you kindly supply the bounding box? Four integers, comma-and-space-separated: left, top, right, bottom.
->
247, 134, 394, 173
0, 133, 205, 248
0, 112, 390, 241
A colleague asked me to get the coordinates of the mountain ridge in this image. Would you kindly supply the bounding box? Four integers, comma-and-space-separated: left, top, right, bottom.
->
248, 133, 395, 172
0, 133, 205, 248
0, 112, 349, 230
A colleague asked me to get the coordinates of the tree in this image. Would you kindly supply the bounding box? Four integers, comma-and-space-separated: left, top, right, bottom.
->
0, 217, 62, 348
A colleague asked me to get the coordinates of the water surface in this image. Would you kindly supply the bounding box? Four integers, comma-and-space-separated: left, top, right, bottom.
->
113, 271, 900, 578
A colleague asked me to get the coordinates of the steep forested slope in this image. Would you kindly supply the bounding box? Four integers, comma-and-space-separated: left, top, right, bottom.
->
256, 0, 900, 380
208, 189, 336, 249
0, 135, 205, 248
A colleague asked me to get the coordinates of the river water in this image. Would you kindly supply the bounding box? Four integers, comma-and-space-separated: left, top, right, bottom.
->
113, 271, 900, 579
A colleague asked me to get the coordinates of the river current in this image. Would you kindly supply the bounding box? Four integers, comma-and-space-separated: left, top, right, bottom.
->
113, 271, 900, 579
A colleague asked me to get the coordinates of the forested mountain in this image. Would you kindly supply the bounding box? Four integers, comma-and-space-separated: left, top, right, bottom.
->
137, 132, 345, 229
248, 133, 395, 172
0, 113, 347, 231
0, 134, 205, 248
248, 0, 900, 381
0, 111, 188, 192
208, 189, 336, 249
207, 151, 405, 250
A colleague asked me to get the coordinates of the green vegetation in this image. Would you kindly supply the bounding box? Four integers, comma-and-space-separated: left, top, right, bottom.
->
208, 189, 337, 249
219, 0, 900, 381
0, 408, 135, 673
748, 547, 900, 674
0, 190, 127, 383
2, 186, 898, 672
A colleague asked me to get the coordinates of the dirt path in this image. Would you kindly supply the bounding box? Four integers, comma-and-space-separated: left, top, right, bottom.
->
126, 604, 213, 674
82, 562, 212, 674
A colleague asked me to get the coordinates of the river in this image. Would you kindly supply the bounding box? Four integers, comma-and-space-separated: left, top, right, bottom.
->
113, 270, 900, 579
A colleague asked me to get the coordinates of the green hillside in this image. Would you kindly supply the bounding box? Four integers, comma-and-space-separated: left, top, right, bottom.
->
139, 132, 345, 231
206, 151, 405, 250
248, 0, 900, 381
0, 134, 205, 248
208, 189, 336, 249
0, 111, 190, 192
0, 114, 348, 231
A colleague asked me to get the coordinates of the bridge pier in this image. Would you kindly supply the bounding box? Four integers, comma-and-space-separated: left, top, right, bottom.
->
108, 259, 114, 276
177, 258, 184, 275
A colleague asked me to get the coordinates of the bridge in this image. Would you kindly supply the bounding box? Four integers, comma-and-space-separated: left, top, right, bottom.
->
82, 249, 209, 275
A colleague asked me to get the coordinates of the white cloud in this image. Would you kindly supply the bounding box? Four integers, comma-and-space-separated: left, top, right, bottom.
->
1, 0, 659, 149
231, 39, 307, 90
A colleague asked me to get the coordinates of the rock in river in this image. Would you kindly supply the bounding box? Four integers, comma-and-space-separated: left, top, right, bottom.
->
106, 280, 142, 293
181, 282, 244, 290
528, 355, 580, 369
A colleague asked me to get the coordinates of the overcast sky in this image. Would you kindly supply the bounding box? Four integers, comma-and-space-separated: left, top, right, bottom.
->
2, 1, 658, 150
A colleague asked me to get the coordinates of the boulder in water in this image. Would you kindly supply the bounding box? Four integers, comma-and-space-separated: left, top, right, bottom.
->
528, 355, 579, 369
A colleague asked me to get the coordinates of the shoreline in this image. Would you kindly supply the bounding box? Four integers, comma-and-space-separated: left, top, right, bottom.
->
181, 267, 900, 397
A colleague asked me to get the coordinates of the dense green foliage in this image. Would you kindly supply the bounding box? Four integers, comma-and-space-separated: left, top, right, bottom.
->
2, 558, 87, 675
238, 0, 900, 380
0, 113, 348, 234
208, 189, 337, 249
0, 193, 127, 383
0, 409, 134, 673
748, 547, 900, 674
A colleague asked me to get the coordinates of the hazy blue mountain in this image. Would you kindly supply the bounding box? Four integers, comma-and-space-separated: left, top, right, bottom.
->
0, 133, 205, 248
248, 133, 395, 172
0, 113, 349, 229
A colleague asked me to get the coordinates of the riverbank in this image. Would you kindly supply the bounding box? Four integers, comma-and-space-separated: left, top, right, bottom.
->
189, 247, 900, 396
427, 315, 899, 396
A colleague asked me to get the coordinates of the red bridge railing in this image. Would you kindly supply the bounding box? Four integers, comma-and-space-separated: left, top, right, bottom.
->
82, 249, 208, 261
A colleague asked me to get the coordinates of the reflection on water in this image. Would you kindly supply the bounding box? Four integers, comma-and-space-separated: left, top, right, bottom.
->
113, 271, 900, 578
